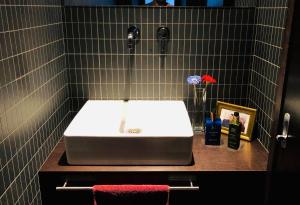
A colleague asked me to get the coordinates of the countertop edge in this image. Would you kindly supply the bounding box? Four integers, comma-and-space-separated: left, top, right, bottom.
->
39, 134, 268, 173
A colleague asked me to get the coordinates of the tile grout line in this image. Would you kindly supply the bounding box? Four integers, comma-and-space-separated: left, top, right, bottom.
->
0, 22, 63, 34
0, 38, 64, 63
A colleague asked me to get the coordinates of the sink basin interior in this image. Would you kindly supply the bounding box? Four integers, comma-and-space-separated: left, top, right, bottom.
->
64, 100, 193, 165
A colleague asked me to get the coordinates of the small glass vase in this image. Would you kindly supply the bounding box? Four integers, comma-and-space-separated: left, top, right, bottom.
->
192, 85, 207, 133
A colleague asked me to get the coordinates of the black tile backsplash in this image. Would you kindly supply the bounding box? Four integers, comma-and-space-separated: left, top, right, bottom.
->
235, 0, 257, 7
64, 7, 255, 116
248, 0, 288, 150
0, 1, 69, 205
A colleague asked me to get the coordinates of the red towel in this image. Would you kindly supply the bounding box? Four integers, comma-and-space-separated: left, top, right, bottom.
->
93, 185, 169, 205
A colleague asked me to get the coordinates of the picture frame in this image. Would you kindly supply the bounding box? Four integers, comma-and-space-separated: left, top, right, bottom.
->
216, 101, 257, 141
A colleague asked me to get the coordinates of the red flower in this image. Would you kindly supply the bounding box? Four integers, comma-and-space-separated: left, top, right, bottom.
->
202, 74, 216, 84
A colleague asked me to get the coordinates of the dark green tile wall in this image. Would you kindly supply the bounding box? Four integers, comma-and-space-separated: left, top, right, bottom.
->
0, 1, 70, 204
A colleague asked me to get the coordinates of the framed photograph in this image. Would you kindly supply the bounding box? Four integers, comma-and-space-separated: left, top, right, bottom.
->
216, 101, 257, 141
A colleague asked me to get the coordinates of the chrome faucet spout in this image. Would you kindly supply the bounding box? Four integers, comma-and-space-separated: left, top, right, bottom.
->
127, 33, 134, 52
127, 26, 140, 53
157, 26, 170, 54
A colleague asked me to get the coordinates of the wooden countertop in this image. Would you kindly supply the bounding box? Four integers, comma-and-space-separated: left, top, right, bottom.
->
40, 134, 268, 173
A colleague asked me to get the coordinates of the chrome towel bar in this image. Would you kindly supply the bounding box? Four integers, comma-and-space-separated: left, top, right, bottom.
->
56, 181, 199, 191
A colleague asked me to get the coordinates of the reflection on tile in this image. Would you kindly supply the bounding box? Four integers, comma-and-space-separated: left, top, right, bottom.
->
0, 1, 70, 204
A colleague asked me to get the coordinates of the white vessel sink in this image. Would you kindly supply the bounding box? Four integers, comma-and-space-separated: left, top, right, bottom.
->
64, 100, 193, 165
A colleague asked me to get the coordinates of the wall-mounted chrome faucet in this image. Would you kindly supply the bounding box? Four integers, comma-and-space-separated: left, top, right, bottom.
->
124, 26, 140, 101
157, 26, 170, 54
127, 26, 140, 54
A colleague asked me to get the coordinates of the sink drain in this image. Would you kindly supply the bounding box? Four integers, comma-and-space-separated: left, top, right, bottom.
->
127, 128, 142, 134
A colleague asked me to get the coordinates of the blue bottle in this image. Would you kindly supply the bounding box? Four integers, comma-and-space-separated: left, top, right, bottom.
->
205, 113, 221, 145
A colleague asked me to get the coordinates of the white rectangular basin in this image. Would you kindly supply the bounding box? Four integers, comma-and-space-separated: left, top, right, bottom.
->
64, 100, 193, 165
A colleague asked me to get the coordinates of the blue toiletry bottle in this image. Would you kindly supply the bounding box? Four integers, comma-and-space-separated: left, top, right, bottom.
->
205, 112, 221, 145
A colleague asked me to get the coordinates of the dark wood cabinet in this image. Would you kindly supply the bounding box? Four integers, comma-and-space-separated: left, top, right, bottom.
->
39, 172, 200, 205
39, 135, 267, 205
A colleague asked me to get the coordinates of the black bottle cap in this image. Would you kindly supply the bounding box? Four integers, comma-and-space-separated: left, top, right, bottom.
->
234, 112, 239, 117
